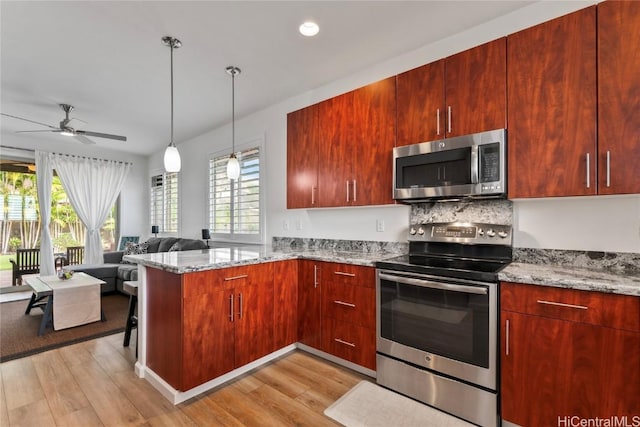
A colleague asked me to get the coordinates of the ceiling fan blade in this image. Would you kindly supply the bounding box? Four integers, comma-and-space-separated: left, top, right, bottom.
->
16, 129, 59, 133
73, 134, 96, 145
76, 130, 127, 141
1, 113, 59, 130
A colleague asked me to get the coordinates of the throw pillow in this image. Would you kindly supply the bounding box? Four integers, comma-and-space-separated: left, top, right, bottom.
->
124, 241, 149, 255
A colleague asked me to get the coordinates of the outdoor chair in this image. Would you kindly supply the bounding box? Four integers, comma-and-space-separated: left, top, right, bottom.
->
9, 248, 40, 286
66, 246, 85, 265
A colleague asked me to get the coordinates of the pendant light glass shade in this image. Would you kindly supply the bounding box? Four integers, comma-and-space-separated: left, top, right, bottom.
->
164, 145, 181, 172
226, 66, 241, 180
226, 153, 240, 180
162, 36, 182, 173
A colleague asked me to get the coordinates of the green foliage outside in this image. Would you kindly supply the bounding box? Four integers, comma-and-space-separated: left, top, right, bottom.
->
0, 254, 12, 270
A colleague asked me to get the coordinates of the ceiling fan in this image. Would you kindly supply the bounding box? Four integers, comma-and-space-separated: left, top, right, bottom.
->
1, 103, 127, 144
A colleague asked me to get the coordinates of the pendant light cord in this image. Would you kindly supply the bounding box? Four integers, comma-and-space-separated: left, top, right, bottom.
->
231, 70, 235, 155
170, 40, 174, 146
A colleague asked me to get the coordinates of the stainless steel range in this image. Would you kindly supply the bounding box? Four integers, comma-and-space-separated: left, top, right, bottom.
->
375, 222, 512, 427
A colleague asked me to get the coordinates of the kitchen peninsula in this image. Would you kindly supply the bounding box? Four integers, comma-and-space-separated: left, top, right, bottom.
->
123, 245, 388, 404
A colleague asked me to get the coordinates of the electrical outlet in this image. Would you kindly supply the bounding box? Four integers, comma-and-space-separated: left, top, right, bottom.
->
376, 219, 385, 232
283, 220, 290, 231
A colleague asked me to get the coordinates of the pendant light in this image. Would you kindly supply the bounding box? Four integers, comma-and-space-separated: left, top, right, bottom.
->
226, 66, 241, 180
162, 36, 182, 173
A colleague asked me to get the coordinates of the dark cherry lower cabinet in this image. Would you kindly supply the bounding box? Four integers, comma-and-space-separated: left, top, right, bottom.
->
146, 263, 275, 391
273, 260, 298, 349
321, 263, 376, 370
500, 282, 640, 426
297, 260, 322, 349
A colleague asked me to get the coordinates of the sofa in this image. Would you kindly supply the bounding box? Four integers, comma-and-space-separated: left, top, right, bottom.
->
69, 237, 207, 293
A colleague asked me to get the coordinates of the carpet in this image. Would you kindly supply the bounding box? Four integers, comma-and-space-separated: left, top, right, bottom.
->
324, 381, 474, 427
0, 293, 130, 362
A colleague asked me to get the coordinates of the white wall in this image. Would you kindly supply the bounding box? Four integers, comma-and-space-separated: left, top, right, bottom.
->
150, 0, 640, 253
0, 136, 149, 240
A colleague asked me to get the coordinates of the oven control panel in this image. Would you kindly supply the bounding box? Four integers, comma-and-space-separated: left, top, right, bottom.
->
409, 222, 512, 245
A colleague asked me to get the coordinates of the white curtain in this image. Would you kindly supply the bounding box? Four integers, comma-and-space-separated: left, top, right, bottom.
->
52, 154, 131, 265
35, 151, 55, 276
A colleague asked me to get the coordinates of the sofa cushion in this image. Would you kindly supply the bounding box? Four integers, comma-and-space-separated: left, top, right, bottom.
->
144, 237, 163, 254
169, 238, 207, 251
157, 237, 179, 253
68, 263, 119, 278
117, 263, 138, 282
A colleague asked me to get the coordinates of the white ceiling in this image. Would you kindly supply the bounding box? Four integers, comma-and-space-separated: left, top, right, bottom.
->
1, 1, 533, 156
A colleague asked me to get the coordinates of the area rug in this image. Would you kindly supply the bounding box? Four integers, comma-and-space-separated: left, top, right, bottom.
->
324, 380, 474, 427
0, 293, 129, 362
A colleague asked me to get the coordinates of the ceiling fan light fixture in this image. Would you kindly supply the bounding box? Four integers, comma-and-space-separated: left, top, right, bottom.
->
162, 36, 182, 173
59, 129, 74, 136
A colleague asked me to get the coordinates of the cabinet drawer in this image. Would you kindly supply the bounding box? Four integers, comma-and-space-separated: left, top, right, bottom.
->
323, 281, 375, 329
324, 263, 375, 288
322, 318, 375, 370
501, 282, 640, 332
183, 263, 273, 299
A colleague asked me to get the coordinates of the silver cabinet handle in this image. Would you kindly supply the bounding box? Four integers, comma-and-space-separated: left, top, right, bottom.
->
537, 300, 588, 310
238, 293, 243, 319
334, 338, 356, 348
224, 274, 248, 281
586, 153, 591, 189
229, 294, 234, 322
333, 300, 356, 308
346, 180, 350, 202
436, 108, 440, 136
352, 180, 356, 202
447, 106, 452, 133
606, 151, 611, 188
505, 319, 510, 356
334, 271, 356, 277
313, 265, 318, 288
311, 186, 316, 205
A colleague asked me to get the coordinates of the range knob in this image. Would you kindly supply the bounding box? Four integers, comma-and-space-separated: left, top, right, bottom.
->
417, 227, 425, 235
486, 229, 496, 237
498, 231, 509, 239
409, 227, 417, 235
478, 228, 485, 236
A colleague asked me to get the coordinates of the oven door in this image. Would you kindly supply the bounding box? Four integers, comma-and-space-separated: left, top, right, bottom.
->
376, 269, 497, 390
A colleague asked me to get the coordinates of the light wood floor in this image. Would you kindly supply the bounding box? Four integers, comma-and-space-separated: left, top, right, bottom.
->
0, 332, 370, 426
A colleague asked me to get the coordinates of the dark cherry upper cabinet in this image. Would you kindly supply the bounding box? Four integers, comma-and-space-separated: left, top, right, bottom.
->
351, 77, 396, 206
396, 38, 506, 146
287, 105, 319, 208
507, 7, 597, 198
289, 77, 396, 208
597, 0, 640, 195
317, 92, 354, 207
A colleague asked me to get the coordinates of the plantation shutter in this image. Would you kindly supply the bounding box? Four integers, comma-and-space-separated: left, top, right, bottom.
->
209, 147, 260, 237
150, 172, 179, 233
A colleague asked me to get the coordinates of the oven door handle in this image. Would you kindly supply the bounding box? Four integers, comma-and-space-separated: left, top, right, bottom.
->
379, 273, 488, 295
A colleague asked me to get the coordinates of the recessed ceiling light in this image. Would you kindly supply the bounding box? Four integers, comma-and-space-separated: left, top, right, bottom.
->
299, 21, 319, 37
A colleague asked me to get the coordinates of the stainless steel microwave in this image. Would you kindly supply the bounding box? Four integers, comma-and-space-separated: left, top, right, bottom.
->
393, 128, 506, 202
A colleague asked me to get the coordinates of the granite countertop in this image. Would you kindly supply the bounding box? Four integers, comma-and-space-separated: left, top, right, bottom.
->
499, 262, 640, 297
123, 244, 397, 274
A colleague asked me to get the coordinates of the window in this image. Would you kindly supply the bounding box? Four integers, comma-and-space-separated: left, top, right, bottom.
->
150, 172, 179, 233
209, 146, 261, 242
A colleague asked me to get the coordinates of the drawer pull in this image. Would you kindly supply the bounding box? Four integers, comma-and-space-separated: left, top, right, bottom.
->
334, 271, 356, 277
333, 300, 356, 308
224, 274, 248, 281
334, 338, 356, 348
536, 300, 588, 310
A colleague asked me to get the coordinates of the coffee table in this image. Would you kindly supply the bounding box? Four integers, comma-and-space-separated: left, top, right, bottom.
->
24, 273, 106, 336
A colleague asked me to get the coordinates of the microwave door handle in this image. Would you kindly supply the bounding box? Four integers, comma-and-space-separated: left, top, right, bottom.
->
470, 145, 479, 184
378, 273, 487, 295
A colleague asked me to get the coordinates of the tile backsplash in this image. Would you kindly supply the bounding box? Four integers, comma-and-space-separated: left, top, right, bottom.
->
410, 199, 513, 225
